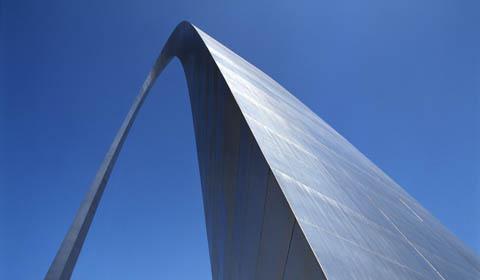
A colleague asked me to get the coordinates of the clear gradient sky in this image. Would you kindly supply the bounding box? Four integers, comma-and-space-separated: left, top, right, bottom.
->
1, 0, 479, 279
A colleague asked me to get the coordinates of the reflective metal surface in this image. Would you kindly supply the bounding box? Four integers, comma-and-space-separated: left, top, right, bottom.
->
46, 21, 480, 280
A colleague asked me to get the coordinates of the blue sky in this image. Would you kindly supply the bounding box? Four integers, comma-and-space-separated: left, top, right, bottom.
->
1, 0, 479, 279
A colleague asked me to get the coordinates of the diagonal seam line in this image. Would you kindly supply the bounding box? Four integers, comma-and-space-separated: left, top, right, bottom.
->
280, 222, 298, 280
364, 193, 447, 280
252, 170, 274, 278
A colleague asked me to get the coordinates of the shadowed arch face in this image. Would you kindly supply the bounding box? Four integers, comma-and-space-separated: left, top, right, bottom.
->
46, 22, 480, 280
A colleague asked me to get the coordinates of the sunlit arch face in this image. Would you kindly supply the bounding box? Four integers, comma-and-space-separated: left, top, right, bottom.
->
46, 21, 480, 280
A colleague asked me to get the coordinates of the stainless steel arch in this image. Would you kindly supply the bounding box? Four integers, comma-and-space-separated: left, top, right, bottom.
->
45, 21, 480, 280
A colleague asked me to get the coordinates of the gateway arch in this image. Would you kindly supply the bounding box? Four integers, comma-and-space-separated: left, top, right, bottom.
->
46, 22, 480, 280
